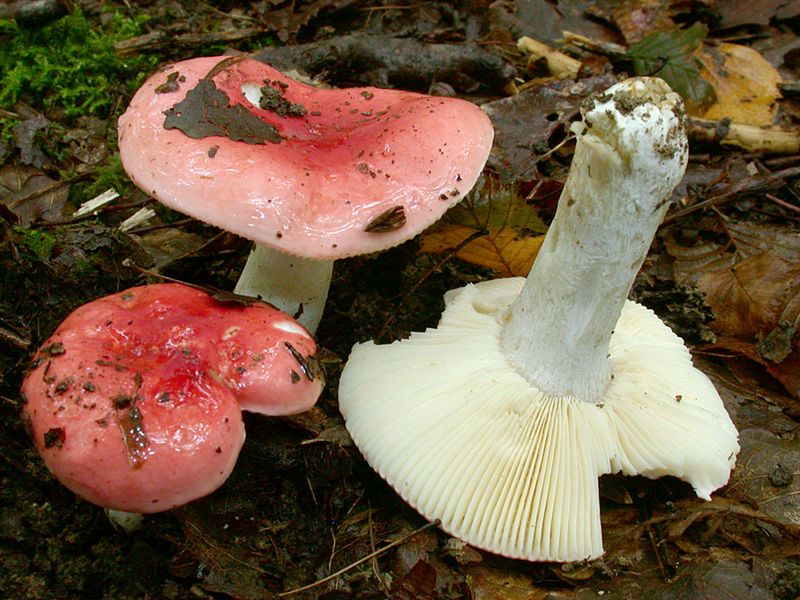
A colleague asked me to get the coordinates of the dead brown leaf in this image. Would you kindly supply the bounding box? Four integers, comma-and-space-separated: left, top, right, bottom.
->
391, 528, 462, 599
653, 559, 773, 600
725, 429, 800, 527
482, 75, 616, 182
589, 0, 676, 44
0, 164, 70, 226
464, 564, 552, 600
420, 177, 547, 276
697, 251, 800, 338
717, 0, 800, 28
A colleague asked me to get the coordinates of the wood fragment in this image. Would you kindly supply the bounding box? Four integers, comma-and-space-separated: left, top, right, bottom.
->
253, 35, 516, 92
517, 36, 580, 79
688, 117, 800, 154
115, 27, 266, 55
562, 30, 627, 58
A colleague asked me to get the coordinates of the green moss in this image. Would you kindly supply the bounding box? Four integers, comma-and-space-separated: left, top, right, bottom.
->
70, 155, 133, 204
0, 10, 158, 120
13, 227, 56, 260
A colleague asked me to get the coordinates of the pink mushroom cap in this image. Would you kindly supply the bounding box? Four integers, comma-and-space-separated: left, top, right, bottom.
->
20, 283, 323, 513
118, 56, 494, 259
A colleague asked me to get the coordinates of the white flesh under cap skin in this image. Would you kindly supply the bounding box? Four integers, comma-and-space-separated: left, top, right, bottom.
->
338, 78, 739, 562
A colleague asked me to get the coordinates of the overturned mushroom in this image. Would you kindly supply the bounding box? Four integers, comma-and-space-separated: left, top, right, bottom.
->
118, 56, 493, 331
338, 78, 739, 562
21, 283, 323, 513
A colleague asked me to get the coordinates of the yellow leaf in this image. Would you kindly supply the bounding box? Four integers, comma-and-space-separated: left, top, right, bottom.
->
694, 43, 781, 126
420, 225, 544, 277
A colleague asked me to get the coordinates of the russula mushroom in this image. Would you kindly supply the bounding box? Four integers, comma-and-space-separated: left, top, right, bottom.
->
118, 56, 494, 332
338, 78, 739, 562
21, 283, 323, 513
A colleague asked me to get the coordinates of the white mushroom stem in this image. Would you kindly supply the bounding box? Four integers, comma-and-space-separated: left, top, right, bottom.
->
105, 508, 144, 533
233, 244, 333, 333
500, 78, 688, 403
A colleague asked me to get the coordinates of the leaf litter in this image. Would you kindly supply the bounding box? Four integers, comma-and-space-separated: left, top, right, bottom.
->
2, 1, 800, 599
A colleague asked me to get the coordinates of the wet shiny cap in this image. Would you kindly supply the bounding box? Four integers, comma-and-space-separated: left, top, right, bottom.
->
20, 283, 323, 512
118, 56, 494, 259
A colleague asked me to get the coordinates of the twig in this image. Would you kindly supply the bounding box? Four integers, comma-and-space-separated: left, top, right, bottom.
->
10, 170, 95, 209
0, 324, 31, 349
663, 165, 800, 224
277, 520, 439, 597
517, 36, 580, 79
561, 30, 627, 58
764, 193, 800, 214
115, 27, 266, 55
368, 506, 391, 595
197, 0, 259, 23
646, 524, 668, 579
127, 217, 194, 235
39, 199, 153, 228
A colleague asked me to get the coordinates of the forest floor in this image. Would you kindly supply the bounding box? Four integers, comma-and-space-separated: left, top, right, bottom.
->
1, 1, 799, 598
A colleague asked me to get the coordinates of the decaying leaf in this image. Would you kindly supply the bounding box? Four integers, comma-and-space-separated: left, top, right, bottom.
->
163, 78, 282, 144
669, 215, 800, 398
420, 181, 547, 276
697, 252, 800, 338
464, 564, 550, 600
717, 0, 800, 29
391, 528, 462, 599
133, 227, 209, 269
726, 429, 800, 527
589, 0, 677, 44
0, 165, 70, 226
482, 75, 616, 182
421, 226, 544, 277
627, 26, 781, 124
697, 43, 782, 126
652, 559, 772, 600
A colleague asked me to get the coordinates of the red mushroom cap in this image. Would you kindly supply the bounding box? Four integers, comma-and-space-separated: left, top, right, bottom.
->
118, 56, 494, 259
20, 283, 323, 513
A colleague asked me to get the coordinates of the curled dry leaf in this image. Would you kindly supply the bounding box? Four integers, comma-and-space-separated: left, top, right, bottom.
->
0, 165, 70, 226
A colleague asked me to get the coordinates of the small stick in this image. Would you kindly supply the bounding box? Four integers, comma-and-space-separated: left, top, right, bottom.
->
688, 117, 800, 154
277, 519, 439, 597
765, 192, 800, 214
517, 36, 580, 79
0, 324, 30, 349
